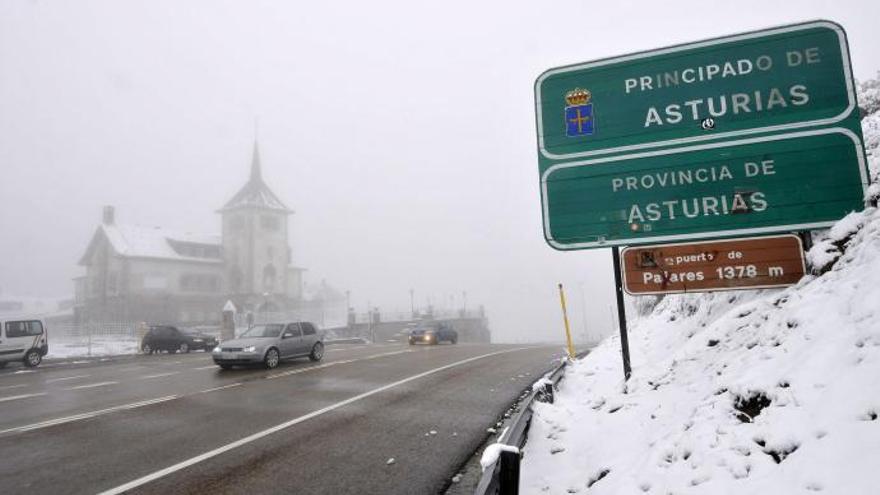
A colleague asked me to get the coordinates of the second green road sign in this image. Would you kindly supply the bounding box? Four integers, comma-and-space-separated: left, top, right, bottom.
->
535, 20, 870, 250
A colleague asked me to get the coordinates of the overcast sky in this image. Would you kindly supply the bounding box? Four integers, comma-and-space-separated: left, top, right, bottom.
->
1, 0, 877, 343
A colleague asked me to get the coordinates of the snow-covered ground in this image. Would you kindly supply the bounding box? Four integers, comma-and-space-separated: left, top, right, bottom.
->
47, 336, 140, 359
519, 80, 880, 494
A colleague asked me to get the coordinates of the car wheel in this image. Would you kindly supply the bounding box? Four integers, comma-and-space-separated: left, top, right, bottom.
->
218, 364, 233, 370
309, 342, 324, 362
179, 342, 190, 354
451, 337, 458, 344
23, 349, 42, 368
142, 343, 153, 354
264, 348, 280, 369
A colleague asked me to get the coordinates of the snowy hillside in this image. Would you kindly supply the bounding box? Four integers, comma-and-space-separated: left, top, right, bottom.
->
519, 76, 880, 494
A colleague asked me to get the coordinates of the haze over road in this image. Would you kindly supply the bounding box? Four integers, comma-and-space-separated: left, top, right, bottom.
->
0, 342, 564, 494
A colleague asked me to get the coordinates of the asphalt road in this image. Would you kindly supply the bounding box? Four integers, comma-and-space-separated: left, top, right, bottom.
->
0, 342, 564, 494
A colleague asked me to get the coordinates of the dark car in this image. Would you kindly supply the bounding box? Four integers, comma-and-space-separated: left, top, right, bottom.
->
408, 322, 457, 345
141, 325, 218, 354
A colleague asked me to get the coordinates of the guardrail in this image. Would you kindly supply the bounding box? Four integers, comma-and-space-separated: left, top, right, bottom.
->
474, 353, 581, 495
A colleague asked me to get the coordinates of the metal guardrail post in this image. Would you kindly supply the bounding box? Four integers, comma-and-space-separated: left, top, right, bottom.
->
498, 449, 521, 495
542, 382, 554, 404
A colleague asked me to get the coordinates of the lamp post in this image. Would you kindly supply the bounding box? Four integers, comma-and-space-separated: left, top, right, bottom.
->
262, 292, 270, 324
409, 288, 414, 317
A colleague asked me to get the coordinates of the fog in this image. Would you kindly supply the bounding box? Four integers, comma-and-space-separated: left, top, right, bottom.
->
1, 0, 877, 343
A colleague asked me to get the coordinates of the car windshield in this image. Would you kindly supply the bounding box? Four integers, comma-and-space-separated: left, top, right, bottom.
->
413, 326, 437, 334
239, 324, 284, 338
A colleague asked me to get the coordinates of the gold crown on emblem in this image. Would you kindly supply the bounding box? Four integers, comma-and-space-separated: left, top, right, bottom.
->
565, 88, 592, 106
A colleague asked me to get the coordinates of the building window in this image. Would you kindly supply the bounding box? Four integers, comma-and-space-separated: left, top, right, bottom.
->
180, 274, 221, 293
230, 215, 245, 232
262, 264, 277, 292
107, 271, 118, 295
260, 215, 280, 231
143, 275, 168, 290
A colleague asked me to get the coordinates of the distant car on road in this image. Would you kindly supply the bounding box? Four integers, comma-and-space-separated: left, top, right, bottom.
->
0, 318, 48, 368
408, 322, 457, 345
212, 322, 324, 370
141, 325, 218, 354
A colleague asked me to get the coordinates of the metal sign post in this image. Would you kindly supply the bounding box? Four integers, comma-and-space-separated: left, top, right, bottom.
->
611, 247, 632, 381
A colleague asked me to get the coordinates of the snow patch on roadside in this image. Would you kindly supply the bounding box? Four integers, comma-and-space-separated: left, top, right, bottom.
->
522, 207, 880, 493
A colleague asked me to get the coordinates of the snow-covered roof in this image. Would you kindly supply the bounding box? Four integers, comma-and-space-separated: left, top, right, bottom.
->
79, 224, 222, 265
219, 141, 291, 214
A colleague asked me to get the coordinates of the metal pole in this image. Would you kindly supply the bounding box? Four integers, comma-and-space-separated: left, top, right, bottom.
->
799, 231, 814, 251
557, 284, 576, 359
611, 246, 632, 381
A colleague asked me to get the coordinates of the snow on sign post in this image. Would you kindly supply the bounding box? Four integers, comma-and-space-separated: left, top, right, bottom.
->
621, 235, 806, 295
535, 20, 869, 249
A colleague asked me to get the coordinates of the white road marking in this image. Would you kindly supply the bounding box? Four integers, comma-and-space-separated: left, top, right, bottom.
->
264, 349, 412, 380
0, 384, 28, 391
13, 370, 35, 375
97, 347, 527, 495
140, 372, 179, 380
66, 381, 118, 390
46, 374, 91, 384
327, 345, 368, 352
193, 365, 218, 370
0, 392, 47, 403
0, 395, 178, 436
198, 383, 241, 394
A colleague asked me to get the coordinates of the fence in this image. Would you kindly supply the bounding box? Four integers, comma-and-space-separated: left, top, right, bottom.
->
349, 308, 486, 325
46, 321, 223, 359
46, 321, 141, 359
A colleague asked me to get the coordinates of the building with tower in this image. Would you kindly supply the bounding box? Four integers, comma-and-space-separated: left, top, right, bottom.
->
73, 142, 312, 326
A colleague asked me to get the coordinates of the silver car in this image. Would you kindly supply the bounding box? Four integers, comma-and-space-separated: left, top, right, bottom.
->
0, 318, 48, 368
212, 322, 324, 370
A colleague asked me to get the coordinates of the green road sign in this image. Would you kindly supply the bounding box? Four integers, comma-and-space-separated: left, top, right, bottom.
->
536, 20, 856, 160
542, 128, 867, 249
535, 20, 870, 250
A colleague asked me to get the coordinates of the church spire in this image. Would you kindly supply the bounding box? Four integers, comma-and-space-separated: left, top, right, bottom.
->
250, 139, 262, 183
218, 139, 291, 214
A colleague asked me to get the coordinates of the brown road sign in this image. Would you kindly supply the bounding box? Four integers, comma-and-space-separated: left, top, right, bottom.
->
622, 235, 805, 295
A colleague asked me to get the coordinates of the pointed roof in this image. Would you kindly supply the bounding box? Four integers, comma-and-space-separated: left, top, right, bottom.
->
219, 141, 292, 214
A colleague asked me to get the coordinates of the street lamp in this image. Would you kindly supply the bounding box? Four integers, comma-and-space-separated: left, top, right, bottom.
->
409, 288, 414, 317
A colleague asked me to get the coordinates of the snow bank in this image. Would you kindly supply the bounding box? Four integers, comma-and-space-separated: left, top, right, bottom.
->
522, 206, 880, 494
520, 79, 880, 494
47, 336, 139, 359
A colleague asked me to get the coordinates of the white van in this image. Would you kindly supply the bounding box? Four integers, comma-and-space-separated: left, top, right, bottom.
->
0, 319, 48, 368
